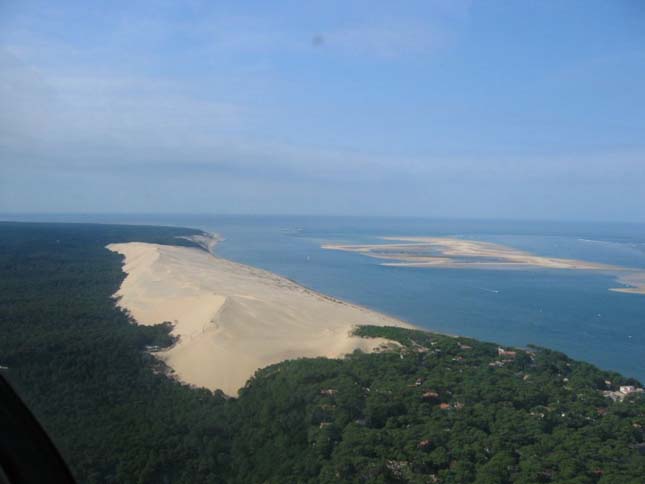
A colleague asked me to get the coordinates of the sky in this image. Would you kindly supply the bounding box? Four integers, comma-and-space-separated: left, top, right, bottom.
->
1, 0, 644, 221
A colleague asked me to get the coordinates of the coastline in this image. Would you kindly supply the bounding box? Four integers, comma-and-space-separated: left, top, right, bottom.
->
107, 236, 413, 395
611, 272, 645, 295
323, 236, 645, 295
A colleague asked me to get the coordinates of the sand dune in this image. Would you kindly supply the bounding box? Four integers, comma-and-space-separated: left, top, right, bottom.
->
107, 240, 411, 395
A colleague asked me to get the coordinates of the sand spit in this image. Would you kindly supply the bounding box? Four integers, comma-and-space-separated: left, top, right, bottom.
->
323, 236, 645, 295
107, 241, 411, 395
612, 272, 645, 295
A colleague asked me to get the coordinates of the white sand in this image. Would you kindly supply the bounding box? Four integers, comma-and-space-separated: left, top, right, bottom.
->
107, 241, 411, 395
323, 237, 619, 270
611, 272, 645, 295
323, 237, 645, 294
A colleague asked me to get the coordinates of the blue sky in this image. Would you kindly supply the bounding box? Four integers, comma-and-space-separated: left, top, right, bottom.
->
1, 0, 644, 220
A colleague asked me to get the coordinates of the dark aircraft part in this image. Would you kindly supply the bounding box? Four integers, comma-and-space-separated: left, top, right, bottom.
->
0, 373, 76, 484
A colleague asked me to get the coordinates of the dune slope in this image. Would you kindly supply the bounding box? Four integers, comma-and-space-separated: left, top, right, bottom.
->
107, 241, 410, 395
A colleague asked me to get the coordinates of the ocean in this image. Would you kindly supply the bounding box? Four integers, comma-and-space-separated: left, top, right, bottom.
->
4, 213, 645, 382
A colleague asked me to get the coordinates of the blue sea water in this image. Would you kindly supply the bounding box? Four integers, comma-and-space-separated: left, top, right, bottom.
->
4, 213, 645, 382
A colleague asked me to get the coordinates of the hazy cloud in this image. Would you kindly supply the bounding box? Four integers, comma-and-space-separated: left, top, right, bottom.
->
1, 0, 644, 220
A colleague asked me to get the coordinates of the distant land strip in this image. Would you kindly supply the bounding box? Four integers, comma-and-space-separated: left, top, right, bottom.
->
322, 236, 645, 295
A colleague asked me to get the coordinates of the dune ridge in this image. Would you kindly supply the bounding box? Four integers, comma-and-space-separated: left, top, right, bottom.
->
107, 240, 411, 395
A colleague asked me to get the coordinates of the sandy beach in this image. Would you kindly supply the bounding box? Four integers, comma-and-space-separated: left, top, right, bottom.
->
612, 272, 645, 295
323, 236, 645, 294
107, 238, 411, 395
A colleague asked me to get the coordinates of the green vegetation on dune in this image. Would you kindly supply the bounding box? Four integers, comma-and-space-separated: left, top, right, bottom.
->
1, 222, 644, 483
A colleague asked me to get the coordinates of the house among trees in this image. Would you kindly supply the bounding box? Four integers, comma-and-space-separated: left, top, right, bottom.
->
418, 439, 432, 450
497, 347, 517, 358
603, 384, 643, 401
422, 390, 439, 401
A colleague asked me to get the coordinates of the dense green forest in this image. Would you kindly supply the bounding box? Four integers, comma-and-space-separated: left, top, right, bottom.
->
0, 222, 644, 483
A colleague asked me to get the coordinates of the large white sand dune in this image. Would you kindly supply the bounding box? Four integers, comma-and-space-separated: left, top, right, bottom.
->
107, 241, 411, 395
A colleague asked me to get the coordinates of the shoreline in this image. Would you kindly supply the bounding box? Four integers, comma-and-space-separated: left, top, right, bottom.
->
107, 237, 414, 396
611, 272, 645, 295
323, 236, 645, 295
191, 233, 419, 323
